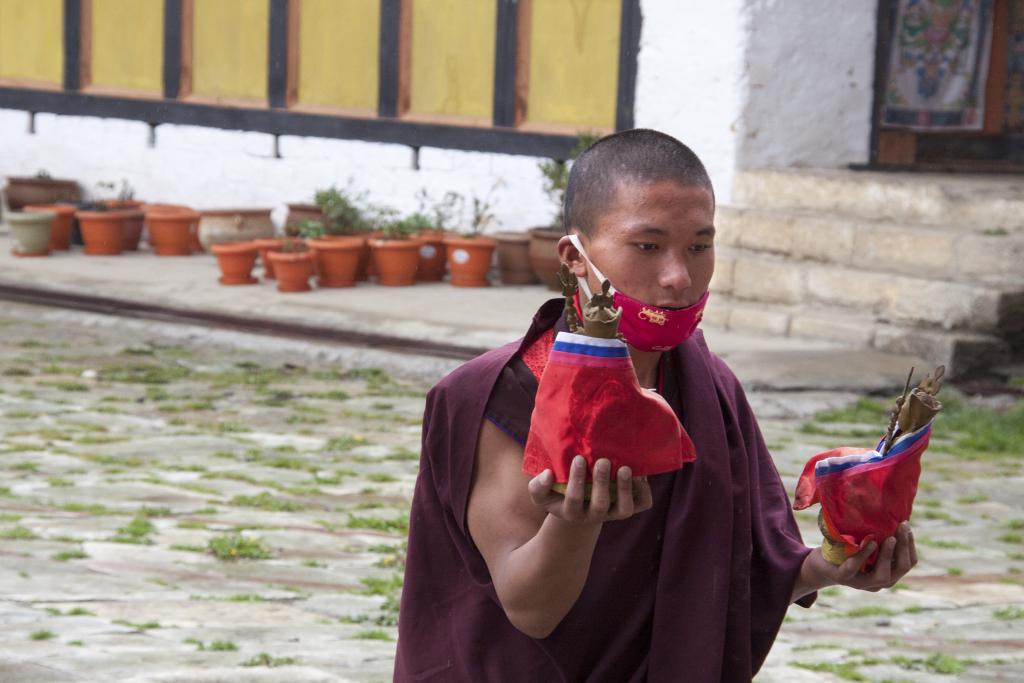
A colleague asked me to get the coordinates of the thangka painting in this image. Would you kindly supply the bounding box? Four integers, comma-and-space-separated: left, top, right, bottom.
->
1007, 0, 1024, 132
883, 0, 994, 130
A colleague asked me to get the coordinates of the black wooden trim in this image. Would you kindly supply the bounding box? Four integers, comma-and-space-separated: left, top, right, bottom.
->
268, 0, 288, 107
63, 0, 82, 91
492, 0, 518, 127
868, 0, 898, 165
378, 0, 401, 117
0, 86, 577, 157
163, 0, 182, 99
615, 0, 641, 131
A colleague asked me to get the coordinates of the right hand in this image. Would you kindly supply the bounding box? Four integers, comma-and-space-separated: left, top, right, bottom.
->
527, 455, 653, 525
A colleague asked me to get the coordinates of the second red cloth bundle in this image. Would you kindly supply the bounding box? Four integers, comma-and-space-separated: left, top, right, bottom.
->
522, 331, 696, 482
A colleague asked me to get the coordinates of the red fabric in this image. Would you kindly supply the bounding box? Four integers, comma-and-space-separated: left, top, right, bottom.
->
520, 328, 554, 381
522, 338, 696, 481
794, 427, 931, 569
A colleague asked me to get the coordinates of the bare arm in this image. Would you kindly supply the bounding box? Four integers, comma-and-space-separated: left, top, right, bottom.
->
467, 419, 652, 639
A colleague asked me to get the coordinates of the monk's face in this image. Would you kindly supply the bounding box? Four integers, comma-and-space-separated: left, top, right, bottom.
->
562, 180, 715, 309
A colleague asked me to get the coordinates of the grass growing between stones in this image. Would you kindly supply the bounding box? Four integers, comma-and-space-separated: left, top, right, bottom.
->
109, 517, 155, 545
241, 653, 297, 668
207, 534, 272, 561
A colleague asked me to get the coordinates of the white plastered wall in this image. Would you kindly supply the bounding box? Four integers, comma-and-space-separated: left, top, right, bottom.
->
736, 0, 878, 169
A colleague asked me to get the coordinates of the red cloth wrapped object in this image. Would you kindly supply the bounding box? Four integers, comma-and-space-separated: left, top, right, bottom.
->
523, 331, 696, 482
793, 423, 932, 568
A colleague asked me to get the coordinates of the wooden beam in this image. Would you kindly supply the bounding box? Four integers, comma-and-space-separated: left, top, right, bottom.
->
396, 0, 411, 117
164, 0, 183, 98
492, 0, 519, 127
0, 85, 579, 157
869, 0, 898, 165
268, 0, 289, 108
615, 0, 640, 131
63, 0, 83, 90
513, 0, 532, 127
179, 0, 193, 98
285, 0, 300, 106
378, 0, 401, 117
78, 0, 92, 89
983, 0, 1010, 133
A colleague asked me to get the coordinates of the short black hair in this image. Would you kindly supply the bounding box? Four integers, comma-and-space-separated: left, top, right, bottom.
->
563, 129, 714, 235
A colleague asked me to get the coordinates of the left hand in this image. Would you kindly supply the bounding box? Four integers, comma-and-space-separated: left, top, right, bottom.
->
818, 521, 918, 592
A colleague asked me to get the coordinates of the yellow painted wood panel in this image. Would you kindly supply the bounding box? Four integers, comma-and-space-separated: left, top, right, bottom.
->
192, 0, 268, 101
409, 0, 495, 120
527, 0, 620, 129
0, 0, 63, 85
91, 0, 163, 92
298, 0, 378, 111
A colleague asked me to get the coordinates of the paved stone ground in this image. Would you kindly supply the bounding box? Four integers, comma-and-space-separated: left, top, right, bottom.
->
0, 302, 1021, 682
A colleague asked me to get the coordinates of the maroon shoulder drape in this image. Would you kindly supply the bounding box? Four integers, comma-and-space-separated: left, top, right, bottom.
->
395, 299, 814, 682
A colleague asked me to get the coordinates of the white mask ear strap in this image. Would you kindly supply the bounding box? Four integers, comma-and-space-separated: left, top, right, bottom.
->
567, 233, 608, 302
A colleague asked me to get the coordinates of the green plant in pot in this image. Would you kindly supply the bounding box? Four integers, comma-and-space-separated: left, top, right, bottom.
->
314, 184, 370, 236
443, 190, 500, 288
531, 132, 600, 289
266, 236, 315, 293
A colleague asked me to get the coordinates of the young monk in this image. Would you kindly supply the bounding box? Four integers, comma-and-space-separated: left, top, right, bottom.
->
394, 129, 917, 682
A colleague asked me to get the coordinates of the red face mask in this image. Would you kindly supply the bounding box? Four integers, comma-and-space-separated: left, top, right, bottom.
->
568, 234, 709, 352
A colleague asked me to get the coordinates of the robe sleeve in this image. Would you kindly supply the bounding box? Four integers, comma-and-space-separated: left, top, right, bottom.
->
707, 353, 816, 674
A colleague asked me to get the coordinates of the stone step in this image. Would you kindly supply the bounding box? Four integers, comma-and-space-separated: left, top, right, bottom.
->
732, 168, 1024, 232
712, 248, 1024, 338
717, 205, 1024, 284
704, 293, 1011, 378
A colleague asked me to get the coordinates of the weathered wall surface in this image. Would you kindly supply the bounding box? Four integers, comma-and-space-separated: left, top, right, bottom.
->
736, 0, 877, 169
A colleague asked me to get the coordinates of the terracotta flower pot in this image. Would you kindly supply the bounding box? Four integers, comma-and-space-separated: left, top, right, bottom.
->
365, 230, 385, 279
3, 176, 80, 210
444, 236, 497, 287
494, 231, 539, 285
76, 210, 124, 255
253, 238, 284, 279
198, 209, 275, 250
529, 226, 564, 291
7, 211, 53, 256
267, 250, 315, 292
211, 242, 259, 285
99, 201, 144, 251
414, 229, 448, 281
101, 199, 144, 210
308, 236, 364, 287
146, 208, 199, 256
23, 204, 74, 250
119, 209, 145, 251
369, 238, 420, 286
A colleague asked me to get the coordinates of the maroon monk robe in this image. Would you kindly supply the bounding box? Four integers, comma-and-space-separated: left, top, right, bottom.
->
395, 299, 815, 682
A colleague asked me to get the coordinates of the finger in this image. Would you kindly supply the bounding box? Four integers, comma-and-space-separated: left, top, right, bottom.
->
528, 469, 557, 505
562, 455, 587, 521
870, 536, 897, 586
893, 523, 912, 578
610, 465, 634, 519
632, 476, 653, 513
588, 459, 612, 518
907, 523, 918, 567
839, 539, 876, 582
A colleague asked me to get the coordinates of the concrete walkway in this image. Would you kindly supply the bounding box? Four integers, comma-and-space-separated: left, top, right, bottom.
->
0, 236, 926, 395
